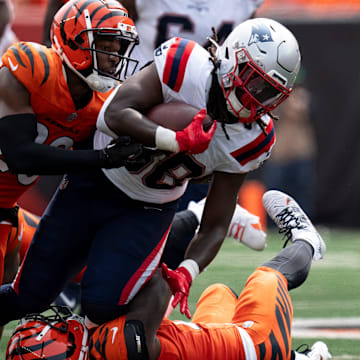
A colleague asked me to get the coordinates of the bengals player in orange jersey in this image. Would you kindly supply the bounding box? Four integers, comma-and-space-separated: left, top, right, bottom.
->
85, 191, 330, 360
0, 0, 142, 335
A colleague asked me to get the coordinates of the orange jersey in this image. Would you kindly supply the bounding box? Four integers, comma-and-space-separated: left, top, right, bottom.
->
0, 42, 112, 207
158, 319, 246, 360
158, 267, 293, 360
89, 267, 293, 360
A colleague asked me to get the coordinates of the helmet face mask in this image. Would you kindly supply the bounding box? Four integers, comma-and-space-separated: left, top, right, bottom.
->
6, 306, 88, 360
220, 48, 291, 123
51, 0, 139, 92
215, 18, 301, 124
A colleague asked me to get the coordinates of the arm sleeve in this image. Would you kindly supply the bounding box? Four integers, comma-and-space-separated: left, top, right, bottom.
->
0, 114, 106, 175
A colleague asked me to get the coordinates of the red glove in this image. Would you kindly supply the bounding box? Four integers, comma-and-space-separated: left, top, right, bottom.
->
175, 109, 217, 154
161, 263, 192, 319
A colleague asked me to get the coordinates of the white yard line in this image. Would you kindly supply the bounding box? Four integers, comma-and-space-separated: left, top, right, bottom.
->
292, 317, 360, 339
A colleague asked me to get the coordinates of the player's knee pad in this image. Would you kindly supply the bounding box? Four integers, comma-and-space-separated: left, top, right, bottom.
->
81, 300, 129, 325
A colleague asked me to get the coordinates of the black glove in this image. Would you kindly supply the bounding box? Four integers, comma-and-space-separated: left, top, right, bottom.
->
99, 136, 144, 169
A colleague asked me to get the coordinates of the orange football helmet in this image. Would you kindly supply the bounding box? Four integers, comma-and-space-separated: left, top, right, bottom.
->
6, 306, 88, 360
51, 0, 139, 92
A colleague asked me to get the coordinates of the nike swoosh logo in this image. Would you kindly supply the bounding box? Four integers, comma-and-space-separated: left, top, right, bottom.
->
18, 222, 24, 242
58, 292, 77, 309
111, 327, 119, 344
8, 57, 18, 71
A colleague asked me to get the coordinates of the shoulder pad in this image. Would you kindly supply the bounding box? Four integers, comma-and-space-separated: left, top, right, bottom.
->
154, 37, 197, 92
2, 42, 56, 90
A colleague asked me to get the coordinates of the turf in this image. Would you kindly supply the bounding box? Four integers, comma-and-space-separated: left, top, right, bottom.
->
1, 228, 359, 358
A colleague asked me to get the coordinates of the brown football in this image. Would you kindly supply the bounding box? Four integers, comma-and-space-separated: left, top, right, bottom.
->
147, 102, 213, 131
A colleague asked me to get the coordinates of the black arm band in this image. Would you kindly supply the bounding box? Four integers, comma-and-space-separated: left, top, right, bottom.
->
124, 320, 149, 360
0, 113, 105, 175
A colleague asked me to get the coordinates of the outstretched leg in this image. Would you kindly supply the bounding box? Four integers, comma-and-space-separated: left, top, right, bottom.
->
263, 190, 326, 290
231, 190, 329, 360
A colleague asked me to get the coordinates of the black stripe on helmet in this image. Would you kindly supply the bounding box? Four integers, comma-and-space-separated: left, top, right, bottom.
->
76, 0, 102, 22
95, 11, 128, 28
59, 0, 82, 44
89, 3, 106, 20
60, 0, 82, 23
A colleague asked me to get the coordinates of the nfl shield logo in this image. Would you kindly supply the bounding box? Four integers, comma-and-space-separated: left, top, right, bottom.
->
248, 24, 274, 46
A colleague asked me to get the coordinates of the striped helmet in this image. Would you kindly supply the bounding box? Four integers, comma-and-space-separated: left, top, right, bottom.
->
51, 0, 139, 92
6, 306, 88, 360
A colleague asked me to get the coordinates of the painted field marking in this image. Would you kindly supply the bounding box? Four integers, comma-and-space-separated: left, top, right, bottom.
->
292, 317, 360, 339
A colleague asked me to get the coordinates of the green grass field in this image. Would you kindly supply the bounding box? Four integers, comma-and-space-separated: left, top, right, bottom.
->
1, 227, 359, 358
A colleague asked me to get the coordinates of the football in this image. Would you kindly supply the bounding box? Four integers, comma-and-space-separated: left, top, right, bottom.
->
147, 102, 213, 131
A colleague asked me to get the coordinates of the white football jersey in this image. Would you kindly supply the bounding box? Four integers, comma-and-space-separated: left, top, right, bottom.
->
131, 0, 264, 70
95, 37, 275, 204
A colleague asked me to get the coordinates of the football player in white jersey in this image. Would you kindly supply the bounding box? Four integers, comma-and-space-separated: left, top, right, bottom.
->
121, 0, 264, 208
0, 18, 300, 329
43, 0, 268, 314
95, 17, 300, 320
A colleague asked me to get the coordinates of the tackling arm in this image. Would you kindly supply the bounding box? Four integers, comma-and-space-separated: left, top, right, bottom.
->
0, 68, 141, 174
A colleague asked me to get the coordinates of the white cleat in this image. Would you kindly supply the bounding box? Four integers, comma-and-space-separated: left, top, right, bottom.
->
294, 341, 332, 360
262, 190, 326, 260
188, 198, 266, 251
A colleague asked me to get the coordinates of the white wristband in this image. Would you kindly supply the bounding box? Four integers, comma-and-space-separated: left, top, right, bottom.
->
179, 259, 200, 281
155, 126, 180, 152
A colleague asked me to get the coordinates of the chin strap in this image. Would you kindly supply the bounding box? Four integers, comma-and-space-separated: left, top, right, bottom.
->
85, 73, 118, 93
227, 89, 257, 124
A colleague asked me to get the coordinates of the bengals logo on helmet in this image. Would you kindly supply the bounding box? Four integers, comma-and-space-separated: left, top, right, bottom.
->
6, 306, 88, 360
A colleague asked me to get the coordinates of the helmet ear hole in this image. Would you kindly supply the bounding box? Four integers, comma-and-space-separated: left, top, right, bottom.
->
74, 33, 84, 45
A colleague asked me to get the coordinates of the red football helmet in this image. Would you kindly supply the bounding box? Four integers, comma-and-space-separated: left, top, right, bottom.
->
51, 0, 139, 92
6, 306, 88, 360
